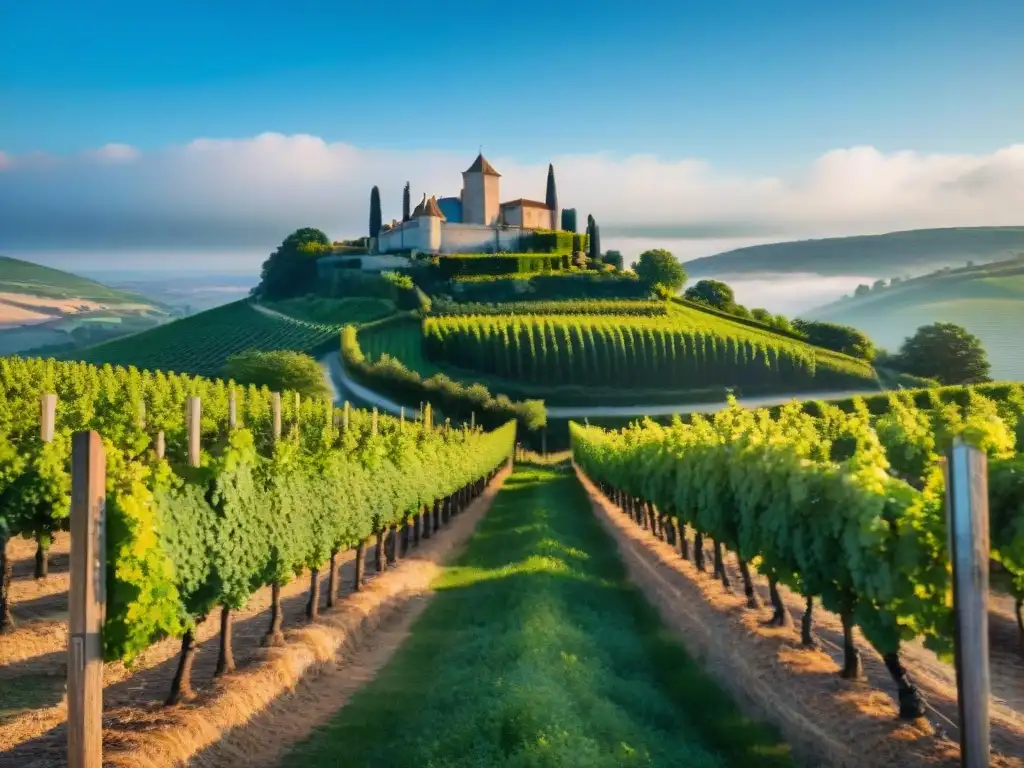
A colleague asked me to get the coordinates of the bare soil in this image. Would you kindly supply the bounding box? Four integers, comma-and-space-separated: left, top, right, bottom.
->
0, 467, 509, 768
574, 465, 1024, 768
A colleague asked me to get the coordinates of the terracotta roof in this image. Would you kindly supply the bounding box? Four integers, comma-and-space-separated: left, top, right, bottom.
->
464, 153, 501, 177
412, 194, 446, 219
499, 198, 550, 210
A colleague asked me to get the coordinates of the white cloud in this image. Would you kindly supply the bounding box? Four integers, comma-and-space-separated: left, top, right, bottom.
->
1, 133, 1022, 261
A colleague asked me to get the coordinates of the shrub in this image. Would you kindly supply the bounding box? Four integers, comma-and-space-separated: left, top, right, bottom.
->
222, 349, 330, 400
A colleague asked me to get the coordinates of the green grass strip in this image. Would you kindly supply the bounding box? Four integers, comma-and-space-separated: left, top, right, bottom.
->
285, 463, 793, 768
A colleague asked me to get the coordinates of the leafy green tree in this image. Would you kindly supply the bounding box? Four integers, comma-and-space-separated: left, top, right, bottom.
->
402, 182, 411, 222
603, 250, 624, 271
895, 323, 991, 385
256, 228, 329, 300
684, 278, 734, 309
370, 186, 382, 238
854, 283, 870, 297
634, 249, 686, 294
792, 319, 875, 360
872, 279, 887, 291
223, 350, 331, 400
751, 308, 772, 324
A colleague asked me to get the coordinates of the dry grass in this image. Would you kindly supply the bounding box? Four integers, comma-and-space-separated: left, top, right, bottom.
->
574, 466, 1024, 768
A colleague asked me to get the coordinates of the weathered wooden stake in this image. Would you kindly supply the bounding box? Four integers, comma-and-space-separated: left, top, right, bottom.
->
40, 393, 57, 443
272, 392, 282, 442
228, 390, 237, 431
155, 431, 165, 460
944, 438, 990, 768
371, 407, 378, 436
68, 431, 106, 768
470, 412, 475, 430
400, 407, 405, 431
187, 397, 201, 467
343, 400, 350, 431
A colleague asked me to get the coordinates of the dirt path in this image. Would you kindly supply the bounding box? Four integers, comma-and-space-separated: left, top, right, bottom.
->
0, 466, 510, 767
574, 465, 1024, 768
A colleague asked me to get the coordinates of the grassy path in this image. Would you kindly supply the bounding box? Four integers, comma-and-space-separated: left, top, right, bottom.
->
283, 462, 792, 768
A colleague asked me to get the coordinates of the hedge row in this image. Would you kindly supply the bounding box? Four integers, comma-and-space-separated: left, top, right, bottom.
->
517, 229, 588, 254
341, 323, 546, 433
435, 253, 572, 278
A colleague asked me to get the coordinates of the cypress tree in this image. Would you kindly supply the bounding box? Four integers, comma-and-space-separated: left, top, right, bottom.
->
402, 182, 411, 222
589, 222, 601, 261
369, 186, 382, 238
560, 208, 577, 232
545, 163, 558, 212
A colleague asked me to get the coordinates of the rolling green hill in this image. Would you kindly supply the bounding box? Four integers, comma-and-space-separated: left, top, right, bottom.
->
683, 227, 1024, 279
0, 255, 169, 356
805, 257, 1024, 380
0, 255, 153, 304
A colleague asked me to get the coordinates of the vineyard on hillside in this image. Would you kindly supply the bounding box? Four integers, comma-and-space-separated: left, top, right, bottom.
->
70, 301, 343, 377
570, 386, 1024, 717
423, 303, 878, 394
0, 357, 515, 704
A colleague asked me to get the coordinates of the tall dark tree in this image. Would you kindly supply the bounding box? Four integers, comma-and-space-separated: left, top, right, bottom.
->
560, 208, 577, 233
545, 163, 558, 213
589, 223, 601, 262
895, 322, 991, 385
369, 186, 382, 238
402, 182, 411, 222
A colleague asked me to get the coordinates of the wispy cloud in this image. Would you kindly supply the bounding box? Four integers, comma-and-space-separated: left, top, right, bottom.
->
1, 134, 1022, 260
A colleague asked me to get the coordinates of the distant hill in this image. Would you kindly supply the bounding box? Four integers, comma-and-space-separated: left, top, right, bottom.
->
0, 255, 170, 357
804, 255, 1024, 381
683, 227, 1024, 279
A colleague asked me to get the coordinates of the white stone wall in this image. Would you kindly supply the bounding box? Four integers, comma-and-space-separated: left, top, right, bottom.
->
521, 206, 550, 229
440, 223, 498, 253
378, 220, 426, 253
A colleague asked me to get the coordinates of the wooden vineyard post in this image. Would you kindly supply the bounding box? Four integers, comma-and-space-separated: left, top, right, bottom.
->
400, 407, 405, 432
155, 431, 165, 460
68, 431, 106, 768
228, 389, 237, 431
343, 400, 350, 432
470, 411, 475, 431
371, 408, 378, 436
40, 393, 57, 443
943, 438, 991, 768
272, 393, 282, 442
187, 397, 201, 468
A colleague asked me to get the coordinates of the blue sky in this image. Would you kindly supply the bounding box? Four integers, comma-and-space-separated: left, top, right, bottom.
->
1, 1, 1023, 272
3, 0, 1022, 169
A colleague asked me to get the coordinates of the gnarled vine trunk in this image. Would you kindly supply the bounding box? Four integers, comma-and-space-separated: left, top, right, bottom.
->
387, 525, 398, 565
34, 533, 50, 579
767, 577, 792, 627
306, 567, 321, 620
264, 582, 285, 645
801, 595, 816, 647
737, 558, 759, 608
693, 532, 706, 572
215, 606, 235, 676
375, 529, 387, 573
883, 651, 927, 719
0, 536, 14, 633
840, 612, 862, 679
401, 521, 411, 556
354, 540, 367, 591
676, 521, 689, 560
327, 551, 338, 609
167, 628, 198, 704
713, 541, 731, 591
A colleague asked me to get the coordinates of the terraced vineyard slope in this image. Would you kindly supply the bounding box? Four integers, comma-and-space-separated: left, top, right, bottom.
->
422, 302, 878, 396
71, 300, 342, 376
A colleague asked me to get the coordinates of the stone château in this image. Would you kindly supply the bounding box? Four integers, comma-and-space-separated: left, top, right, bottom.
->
375, 153, 560, 254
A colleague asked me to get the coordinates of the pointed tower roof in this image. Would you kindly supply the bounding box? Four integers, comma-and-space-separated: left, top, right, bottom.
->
464, 153, 501, 177
412, 194, 446, 219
